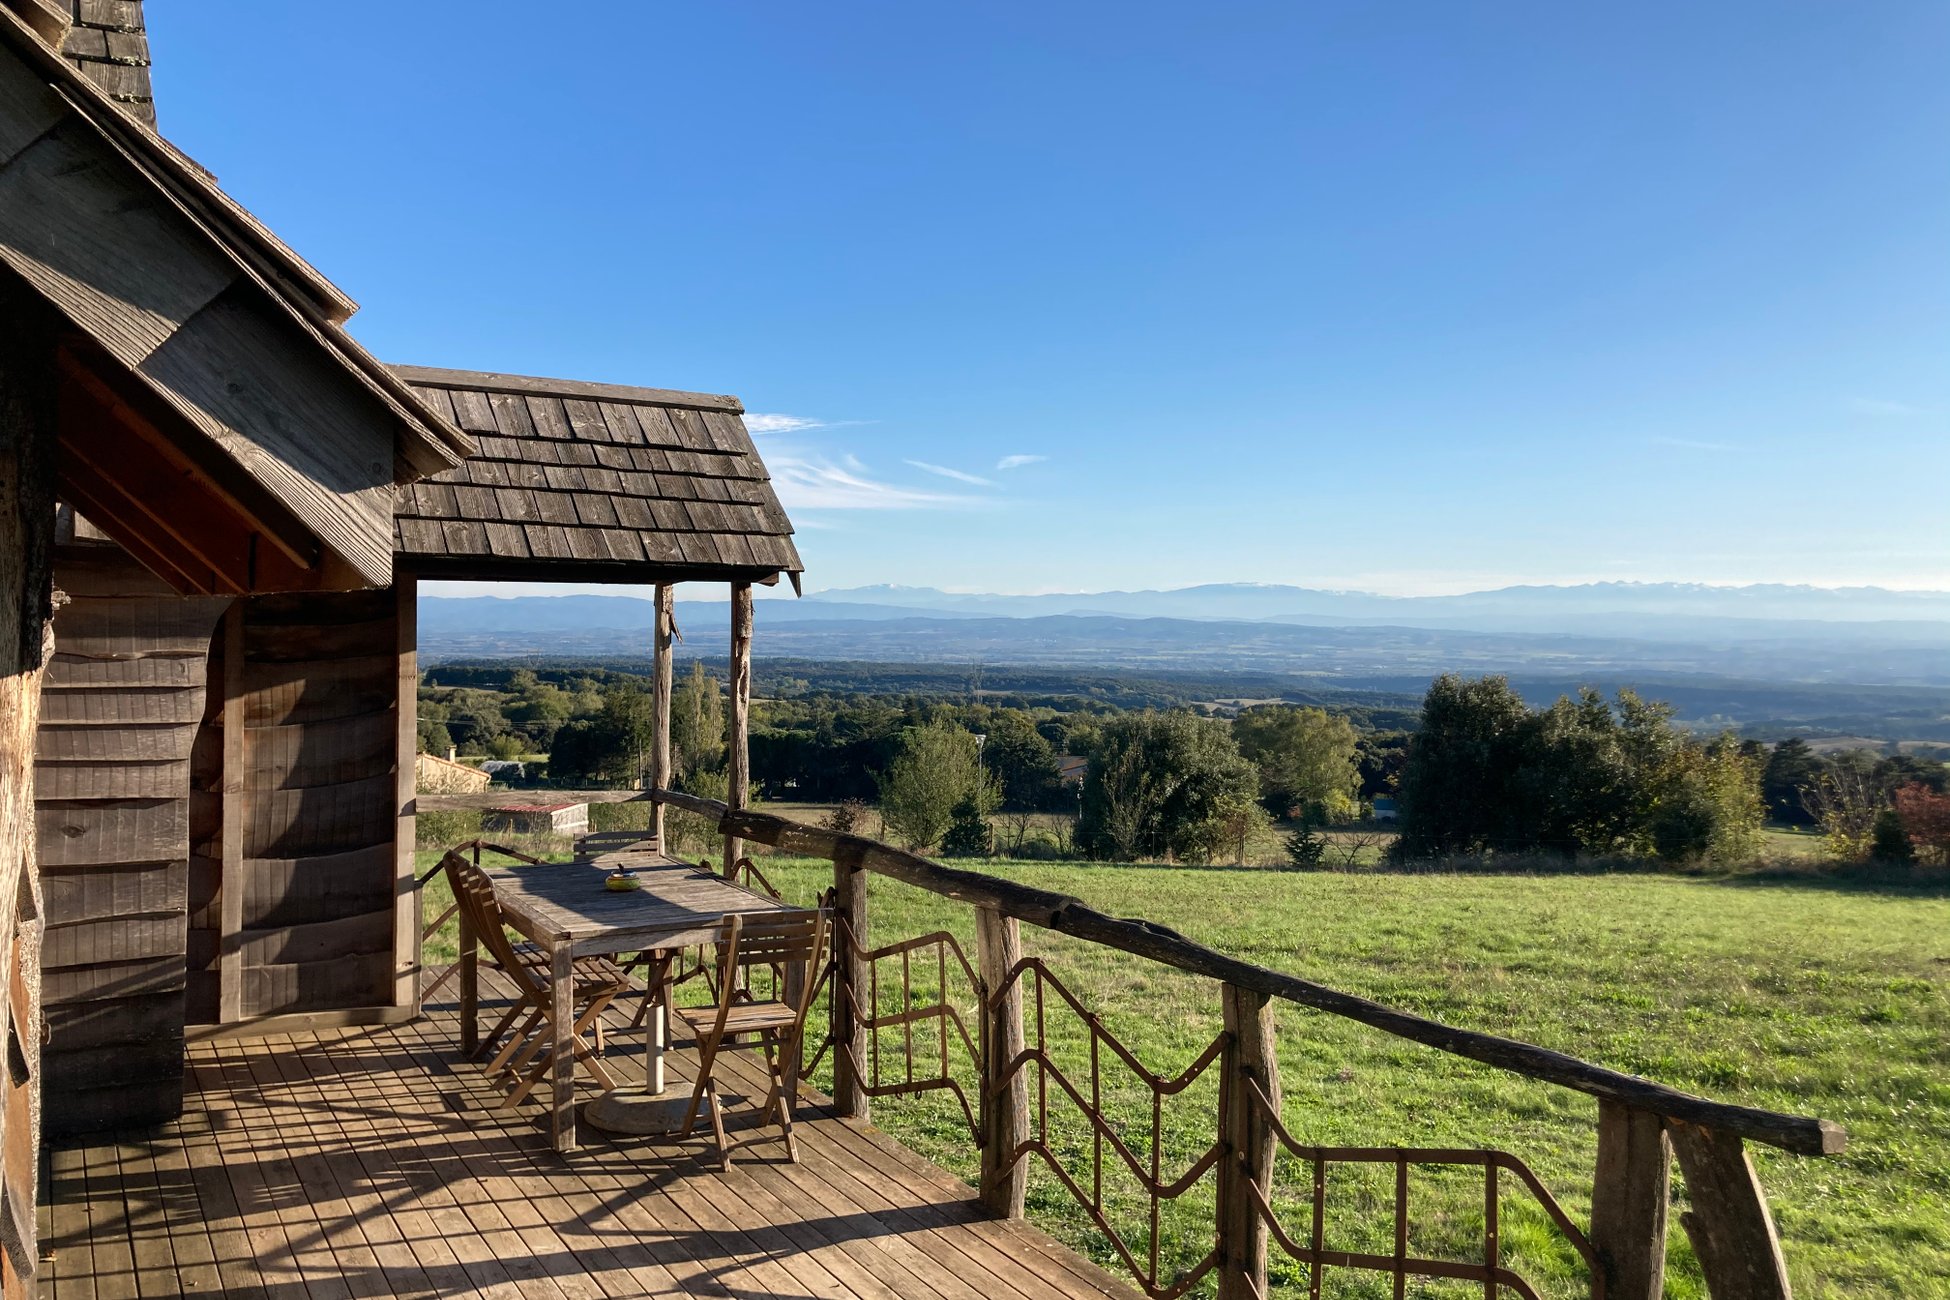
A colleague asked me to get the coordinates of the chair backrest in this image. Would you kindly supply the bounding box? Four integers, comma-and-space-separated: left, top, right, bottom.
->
709, 910, 829, 1022
575, 828, 660, 856
440, 851, 543, 995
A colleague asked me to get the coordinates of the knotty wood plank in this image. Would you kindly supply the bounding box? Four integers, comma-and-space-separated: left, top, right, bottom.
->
393, 577, 417, 1014
0, 119, 233, 368
218, 607, 243, 1025
137, 285, 400, 588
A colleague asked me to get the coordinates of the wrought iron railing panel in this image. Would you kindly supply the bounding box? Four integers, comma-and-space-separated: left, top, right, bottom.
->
990, 956, 1228, 1300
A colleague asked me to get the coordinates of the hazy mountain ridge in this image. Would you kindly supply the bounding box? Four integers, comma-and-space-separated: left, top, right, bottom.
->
803, 580, 1950, 626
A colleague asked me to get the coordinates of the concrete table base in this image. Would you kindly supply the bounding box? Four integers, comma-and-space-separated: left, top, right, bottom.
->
583, 1086, 697, 1136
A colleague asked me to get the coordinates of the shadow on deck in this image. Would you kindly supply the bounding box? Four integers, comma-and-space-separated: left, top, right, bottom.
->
37, 982, 1138, 1300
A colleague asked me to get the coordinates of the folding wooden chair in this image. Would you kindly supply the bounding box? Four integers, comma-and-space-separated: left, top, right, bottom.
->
676, 909, 829, 1169
442, 852, 634, 1109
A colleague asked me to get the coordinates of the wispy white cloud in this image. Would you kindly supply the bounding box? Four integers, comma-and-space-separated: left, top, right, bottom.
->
769, 454, 969, 510
1849, 397, 1925, 418
904, 459, 996, 487
744, 413, 828, 435
996, 454, 1047, 470
1649, 435, 1736, 452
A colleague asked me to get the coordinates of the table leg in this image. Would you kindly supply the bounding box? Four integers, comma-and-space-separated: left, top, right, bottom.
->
551, 943, 576, 1152
645, 953, 668, 1092
458, 907, 479, 1057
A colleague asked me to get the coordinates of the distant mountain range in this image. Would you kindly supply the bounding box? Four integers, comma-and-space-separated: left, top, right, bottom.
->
416, 581, 1950, 690
796, 581, 1950, 636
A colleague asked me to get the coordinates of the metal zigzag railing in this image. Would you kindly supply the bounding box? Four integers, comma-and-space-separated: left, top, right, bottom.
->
1240, 1077, 1602, 1300
805, 916, 985, 1147
991, 956, 1230, 1300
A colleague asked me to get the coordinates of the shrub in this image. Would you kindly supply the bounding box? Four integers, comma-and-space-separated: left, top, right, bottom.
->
1894, 783, 1950, 866
879, 721, 998, 851
1870, 810, 1915, 865
1283, 828, 1326, 871
939, 796, 994, 858
416, 808, 481, 851
824, 799, 870, 836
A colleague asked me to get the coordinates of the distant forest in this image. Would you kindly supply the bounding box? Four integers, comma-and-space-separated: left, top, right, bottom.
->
422, 655, 1950, 746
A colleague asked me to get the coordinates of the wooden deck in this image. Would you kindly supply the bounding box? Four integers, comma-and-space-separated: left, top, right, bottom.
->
36, 979, 1139, 1300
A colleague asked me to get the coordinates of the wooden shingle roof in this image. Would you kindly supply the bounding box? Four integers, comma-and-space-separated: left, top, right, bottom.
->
392, 366, 803, 586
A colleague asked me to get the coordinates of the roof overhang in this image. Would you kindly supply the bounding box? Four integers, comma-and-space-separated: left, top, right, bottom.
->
391, 365, 803, 589
0, 10, 473, 595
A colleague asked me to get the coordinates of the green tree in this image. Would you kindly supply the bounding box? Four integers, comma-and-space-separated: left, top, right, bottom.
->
1393, 675, 1536, 858
1079, 712, 1260, 864
983, 710, 1062, 810
1646, 737, 1764, 865
1761, 738, 1826, 825
1231, 706, 1360, 816
671, 662, 726, 781
878, 721, 999, 851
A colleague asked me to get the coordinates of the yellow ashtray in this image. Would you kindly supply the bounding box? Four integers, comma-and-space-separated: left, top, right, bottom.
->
604, 873, 642, 892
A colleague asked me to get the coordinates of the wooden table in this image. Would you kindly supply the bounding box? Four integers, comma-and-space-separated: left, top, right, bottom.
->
457, 851, 806, 1151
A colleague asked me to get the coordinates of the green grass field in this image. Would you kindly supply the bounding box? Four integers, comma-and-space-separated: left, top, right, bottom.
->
418, 851, 1949, 1298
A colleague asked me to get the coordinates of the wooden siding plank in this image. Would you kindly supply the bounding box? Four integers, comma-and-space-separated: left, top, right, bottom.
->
238, 844, 394, 930
40, 860, 185, 924
36, 799, 188, 867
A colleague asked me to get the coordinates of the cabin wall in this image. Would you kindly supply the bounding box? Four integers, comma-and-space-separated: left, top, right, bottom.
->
33, 554, 226, 1137
188, 591, 404, 1024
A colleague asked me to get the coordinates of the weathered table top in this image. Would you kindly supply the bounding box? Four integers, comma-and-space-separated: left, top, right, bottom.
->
485, 855, 805, 954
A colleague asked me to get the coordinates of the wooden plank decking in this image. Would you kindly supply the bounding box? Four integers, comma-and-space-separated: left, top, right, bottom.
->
36, 978, 1140, 1300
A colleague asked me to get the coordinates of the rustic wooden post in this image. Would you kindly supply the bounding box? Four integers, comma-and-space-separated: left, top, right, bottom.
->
977, 905, 1028, 1218
1218, 985, 1278, 1300
831, 857, 871, 1121
217, 604, 246, 1025
723, 583, 752, 875
648, 584, 674, 847
1668, 1122, 1792, 1300
1590, 1101, 1672, 1300
393, 575, 420, 1013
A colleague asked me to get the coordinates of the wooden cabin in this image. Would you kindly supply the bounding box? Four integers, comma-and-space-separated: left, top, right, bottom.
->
33, 362, 801, 1138
0, 0, 478, 1285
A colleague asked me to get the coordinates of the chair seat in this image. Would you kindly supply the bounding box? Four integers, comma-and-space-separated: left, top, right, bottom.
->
502, 942, 633, 995
674, 1000, 799, 1035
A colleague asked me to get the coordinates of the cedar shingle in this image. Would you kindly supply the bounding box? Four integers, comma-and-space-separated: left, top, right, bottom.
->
394, 367, 801, 579
573, 494, 619, 528
527, 395, 574, 440
449, 389, 498, 433
490, 392, 537, 438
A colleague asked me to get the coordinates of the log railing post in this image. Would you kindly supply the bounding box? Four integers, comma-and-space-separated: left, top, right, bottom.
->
1218, 984, 1277, 1300
1590, 1101, 1672, 1300
648, 584, 673, 849
831, 858, 871, 1121
977, 904, 1028, 1218
723, 583, 752, 875
1668, 1122, 1792, 1300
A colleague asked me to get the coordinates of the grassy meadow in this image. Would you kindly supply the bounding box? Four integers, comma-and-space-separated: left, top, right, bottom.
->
417, 849, 1948, 1298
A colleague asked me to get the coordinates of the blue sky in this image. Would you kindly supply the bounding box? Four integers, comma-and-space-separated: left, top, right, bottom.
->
152, 3, 1948, 598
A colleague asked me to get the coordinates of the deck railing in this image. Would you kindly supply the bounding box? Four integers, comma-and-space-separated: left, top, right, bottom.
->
641, 788, 1839, 1300
412, 790, 1842, 1299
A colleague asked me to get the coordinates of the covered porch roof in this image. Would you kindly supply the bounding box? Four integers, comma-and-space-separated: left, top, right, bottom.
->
392, 366, 803, 589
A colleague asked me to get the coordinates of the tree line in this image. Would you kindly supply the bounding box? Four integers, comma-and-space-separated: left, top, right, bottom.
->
418, 663, 1948, 869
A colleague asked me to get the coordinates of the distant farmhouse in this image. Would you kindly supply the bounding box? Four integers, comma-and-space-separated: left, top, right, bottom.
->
416, 749, 491, 795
